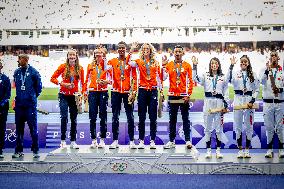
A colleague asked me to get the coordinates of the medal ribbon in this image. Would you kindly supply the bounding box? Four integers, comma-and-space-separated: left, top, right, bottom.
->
273, 69, 277, 79
242, 72, 247, 89
96, 65, 102, 80
20, 65, 29, 87
144, 58, 153, 79
119, 59, 126, 79
211, 75, 218, 92
174, 61, 182, 82
70, 75, 74, 83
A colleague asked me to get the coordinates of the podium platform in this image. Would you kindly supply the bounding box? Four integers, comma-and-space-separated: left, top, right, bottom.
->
0, 146, 284, 174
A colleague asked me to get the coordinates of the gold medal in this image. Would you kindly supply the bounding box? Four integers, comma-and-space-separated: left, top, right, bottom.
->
212, 90, 217, 95
243, 88, 247, 93
176, 78, 181, 85
147, 75, 151, 80
121, 75, 125, 80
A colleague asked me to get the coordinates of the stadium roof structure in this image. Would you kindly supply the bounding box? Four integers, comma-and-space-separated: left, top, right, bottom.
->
0, 0, 283, 30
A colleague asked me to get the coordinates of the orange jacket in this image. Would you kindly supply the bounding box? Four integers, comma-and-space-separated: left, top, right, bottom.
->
108, 57, 137, 93
50, 63, 84, 95
134, 58, 162, 90
164, 61, 193, 96
83, 62, 109, 92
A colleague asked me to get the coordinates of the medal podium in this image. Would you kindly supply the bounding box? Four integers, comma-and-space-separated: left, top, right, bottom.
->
1, 112, 284, 174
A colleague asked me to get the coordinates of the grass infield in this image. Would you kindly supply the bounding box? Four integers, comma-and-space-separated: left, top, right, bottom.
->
8, 86, 262, 112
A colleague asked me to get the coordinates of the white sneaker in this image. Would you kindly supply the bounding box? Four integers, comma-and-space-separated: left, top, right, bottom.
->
137, 140, 145, 149
60, 140, 67, 149
90, 140, 98, 149
109, 140, 119, 149
237, 150, 244, 158
33, 152, 40, 159
279, 149, 284, 158
70, 141, 79, 149
150, 140, 156, 149
12, 152, 24, 158
98, 138, 105, 148
163, 141, 176, 149
129, 141, 136, 149
216, 147, 224, 159
244, 149, 251, 158
205, 148, 212, 159
186, 141, 193, 149
192, 146, 199, 156
265, 149, 273, 158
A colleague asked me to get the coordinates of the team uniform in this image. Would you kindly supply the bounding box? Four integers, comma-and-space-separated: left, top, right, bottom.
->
130, 57, 162, 149
228, 65, 260, 158
0, 73, 11, 157
162, 60, 194, 149
83, 60, 109, 148
50, 63, 84, 149
260, 65, 284, 158
13, 65, 42, 158
193, 65, 229, 158
106, 56, 137, 149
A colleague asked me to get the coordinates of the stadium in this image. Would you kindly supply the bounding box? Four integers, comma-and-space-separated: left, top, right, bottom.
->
0, 0, 284, 188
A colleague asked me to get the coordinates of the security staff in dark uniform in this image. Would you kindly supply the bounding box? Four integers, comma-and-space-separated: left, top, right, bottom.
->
12, 54, 42, 158
0, 60, 11, 158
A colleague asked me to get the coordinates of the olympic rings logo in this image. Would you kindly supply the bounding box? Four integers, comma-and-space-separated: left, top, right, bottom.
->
110, 162, 128, 172
5, 129, 17, 142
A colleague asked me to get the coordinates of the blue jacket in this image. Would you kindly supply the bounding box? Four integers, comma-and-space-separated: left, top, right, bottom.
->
0, 73, 11, 107
13, 65, 42, 107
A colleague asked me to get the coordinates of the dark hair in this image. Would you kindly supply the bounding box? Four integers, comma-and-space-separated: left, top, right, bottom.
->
209, 57, 223, 76
95, 44, 106, 49
118, 41, 127, 47
240, 55, 254, 83
174, 45, 183, 50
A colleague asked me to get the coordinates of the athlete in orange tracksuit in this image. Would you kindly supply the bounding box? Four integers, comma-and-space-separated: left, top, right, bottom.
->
50, 49, 84, 149
129, 43, 162, 149
162, 45, 195, 150
83, 47, 110, 149
106, 41, 138, 149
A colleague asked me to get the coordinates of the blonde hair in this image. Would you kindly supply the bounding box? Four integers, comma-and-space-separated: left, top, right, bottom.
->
91, 48, 102, 67
139, 43, 156, 61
